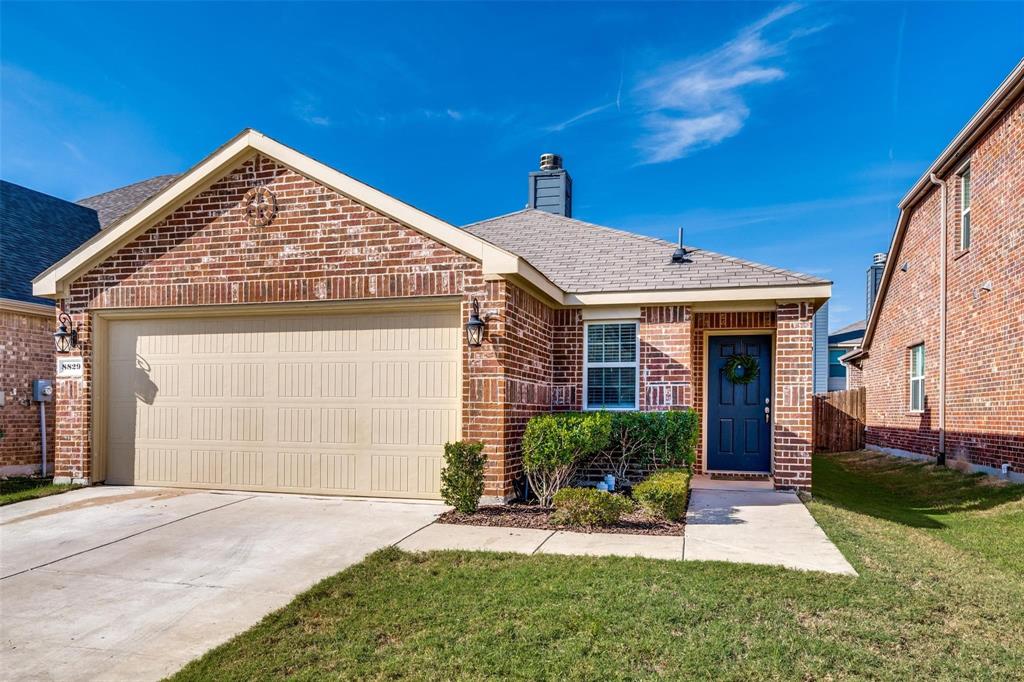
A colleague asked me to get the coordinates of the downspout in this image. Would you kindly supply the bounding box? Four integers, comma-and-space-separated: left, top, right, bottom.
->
928, 173, 947, 465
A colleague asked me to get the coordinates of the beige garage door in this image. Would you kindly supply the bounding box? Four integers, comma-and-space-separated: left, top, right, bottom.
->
105, 308, 460, 499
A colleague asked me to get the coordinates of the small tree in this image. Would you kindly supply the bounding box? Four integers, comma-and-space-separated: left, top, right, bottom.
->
440, 440, 486, 514
522, 412, 612, 506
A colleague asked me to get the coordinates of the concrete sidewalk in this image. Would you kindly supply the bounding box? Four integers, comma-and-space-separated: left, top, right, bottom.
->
400, 479, 856, 576
684, 480, 857, 575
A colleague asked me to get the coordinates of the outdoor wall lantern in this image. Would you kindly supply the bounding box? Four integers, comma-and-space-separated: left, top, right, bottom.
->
53, 312, 79, 353
465, 298, 488, 347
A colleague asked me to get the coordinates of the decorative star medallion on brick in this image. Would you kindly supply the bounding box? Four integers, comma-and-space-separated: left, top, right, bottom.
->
242, 186, 277, 227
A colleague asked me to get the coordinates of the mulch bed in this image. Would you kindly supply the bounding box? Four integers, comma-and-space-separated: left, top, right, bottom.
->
437, 503, 685, 536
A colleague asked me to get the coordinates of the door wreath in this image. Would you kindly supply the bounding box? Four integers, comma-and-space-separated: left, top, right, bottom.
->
723, 353, 760, 385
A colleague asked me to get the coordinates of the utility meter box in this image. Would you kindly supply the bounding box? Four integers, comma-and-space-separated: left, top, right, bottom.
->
32, 379, 54, 402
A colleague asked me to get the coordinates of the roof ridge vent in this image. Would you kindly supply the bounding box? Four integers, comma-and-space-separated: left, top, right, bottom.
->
671, 226, 691, 264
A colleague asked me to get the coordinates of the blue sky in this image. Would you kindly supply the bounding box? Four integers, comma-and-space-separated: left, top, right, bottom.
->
2, 2, 1022, 329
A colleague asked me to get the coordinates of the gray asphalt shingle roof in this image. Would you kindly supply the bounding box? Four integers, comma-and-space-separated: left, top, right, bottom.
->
1, 180, 101, 305
77, 174, 179, 228
464, 209, 828, 293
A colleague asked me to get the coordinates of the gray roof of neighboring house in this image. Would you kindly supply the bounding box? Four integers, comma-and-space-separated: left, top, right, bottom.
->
829, 319, 866, 345
463, 209, 828, 293
77, 174, 179, 228
1, 180, 101, 306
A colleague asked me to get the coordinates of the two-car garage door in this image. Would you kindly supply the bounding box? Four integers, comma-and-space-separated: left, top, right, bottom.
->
104, 307, 460, 499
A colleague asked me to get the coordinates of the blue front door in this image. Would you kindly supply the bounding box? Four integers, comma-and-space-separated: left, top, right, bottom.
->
707, 335, 772, 472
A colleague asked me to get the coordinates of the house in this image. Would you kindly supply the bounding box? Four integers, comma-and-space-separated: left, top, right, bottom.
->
844, 59, 1024, 480
828, 320, 865, 391
31, 130, 830, 498
826, 252, 886, 391
0, 181, 101, 476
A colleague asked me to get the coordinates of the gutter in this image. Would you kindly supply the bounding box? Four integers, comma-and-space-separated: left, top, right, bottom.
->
928, 173, 948, 465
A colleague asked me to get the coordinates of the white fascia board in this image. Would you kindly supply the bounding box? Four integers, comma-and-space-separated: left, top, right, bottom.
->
566, 283, 831, 307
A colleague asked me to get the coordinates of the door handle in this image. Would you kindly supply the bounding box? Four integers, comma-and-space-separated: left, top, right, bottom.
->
764, 406, 771, 423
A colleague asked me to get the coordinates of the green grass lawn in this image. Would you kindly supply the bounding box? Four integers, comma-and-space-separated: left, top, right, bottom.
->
172, 452, 1024, 681
0, 477, 81, 506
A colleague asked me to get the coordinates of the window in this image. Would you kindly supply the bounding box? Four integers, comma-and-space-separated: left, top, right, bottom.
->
584, 322, 638, 410
909, 344, 925, 412
829, 349, 847, 379
960, 165, 971, 250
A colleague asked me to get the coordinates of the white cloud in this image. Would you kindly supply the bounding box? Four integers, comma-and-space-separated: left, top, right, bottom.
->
635, 3, 822, 163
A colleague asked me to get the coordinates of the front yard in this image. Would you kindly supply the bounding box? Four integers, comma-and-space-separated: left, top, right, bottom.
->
0, 477, 81, 506
172, 452, 1024, 680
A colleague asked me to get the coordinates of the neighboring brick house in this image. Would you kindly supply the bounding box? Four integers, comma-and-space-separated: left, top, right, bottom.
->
844, 59, 1023, 480
32, 130, 830, 498
1, 181, 100, 475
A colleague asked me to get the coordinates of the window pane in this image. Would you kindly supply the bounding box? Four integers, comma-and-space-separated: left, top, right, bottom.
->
587, 325, 605, 363
962, 169, 971, 208
587, 367, 636, 409
962, 212, 971, 249
587, 323, 637, 364
912, 345, 924, 377
911, 379, 923, 411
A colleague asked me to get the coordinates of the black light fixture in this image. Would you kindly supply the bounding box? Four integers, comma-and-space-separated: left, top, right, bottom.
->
53, 312, 78, 353
465, 298, 486, 347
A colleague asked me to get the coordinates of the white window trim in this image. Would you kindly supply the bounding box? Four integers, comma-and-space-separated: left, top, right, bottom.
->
583, 320, 640, 411
959, 165, 971, 250
909, 344, 925, 413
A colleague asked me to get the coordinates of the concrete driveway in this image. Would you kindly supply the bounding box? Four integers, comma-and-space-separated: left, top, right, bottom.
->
0, 486, 441, 681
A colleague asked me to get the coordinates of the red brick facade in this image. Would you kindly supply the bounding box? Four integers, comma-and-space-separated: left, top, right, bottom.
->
1, 308, 57, 475
52, 153, 817, 494
859, 91, 1023, 474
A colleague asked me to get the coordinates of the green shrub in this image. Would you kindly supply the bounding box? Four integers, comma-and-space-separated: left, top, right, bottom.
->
440, 441, 486, 514
633, 468, 691, 521
649, 410, 699, 469
551, 487, 635, 527
595, 409, 699, 482
522, 412, 613, 506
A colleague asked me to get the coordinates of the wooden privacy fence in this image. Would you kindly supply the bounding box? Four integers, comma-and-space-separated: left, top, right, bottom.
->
814, 387, 865, 453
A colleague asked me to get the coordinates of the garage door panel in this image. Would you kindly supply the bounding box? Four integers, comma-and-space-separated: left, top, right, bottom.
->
106, 308, 459, 498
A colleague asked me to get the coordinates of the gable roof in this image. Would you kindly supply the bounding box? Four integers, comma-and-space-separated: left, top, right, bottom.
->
829, 319, 865, 345
33, 129, 830, 308
465, 209, 827, 294
849, 58, 1024, 363
1, 180, 100, 307
78, 174, 179, 228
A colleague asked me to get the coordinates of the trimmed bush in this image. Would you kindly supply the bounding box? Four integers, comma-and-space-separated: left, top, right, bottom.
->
551, 487, 635, 527
522, 412, 613, 506
596, 409, 699, 482
440, 441, 486, 514
633, 468, 690, 521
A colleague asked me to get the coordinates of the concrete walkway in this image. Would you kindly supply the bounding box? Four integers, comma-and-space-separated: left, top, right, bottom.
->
400, 479, 856, 576
0, 486, 441, 682
684, 477, 857, 575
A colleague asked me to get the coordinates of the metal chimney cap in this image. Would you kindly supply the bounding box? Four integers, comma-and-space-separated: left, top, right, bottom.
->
539, 153, 563, 171
873, 252, 887, 265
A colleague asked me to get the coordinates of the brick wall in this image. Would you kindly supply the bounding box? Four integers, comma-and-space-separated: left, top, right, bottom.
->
640, 306, 693, 410
861, 92, 1023, 473
57, 154, 505, 487
0, 308, 56, 475
773, 303, 815, 490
